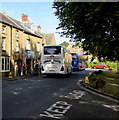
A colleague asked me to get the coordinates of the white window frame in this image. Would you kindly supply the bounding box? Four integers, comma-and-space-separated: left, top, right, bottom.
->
26, 39, 31, 50
2, 25, 6, 34
16, 30, 19, 37
36, 42, 40, 51
2, 37, 6, 50
16, 40, 19, 52
0, 56, 10, 72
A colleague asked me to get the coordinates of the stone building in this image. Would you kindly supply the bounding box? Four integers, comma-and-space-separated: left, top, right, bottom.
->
35, 25, 56, 46
0, 13, 42, 76
67, 40, 99, 63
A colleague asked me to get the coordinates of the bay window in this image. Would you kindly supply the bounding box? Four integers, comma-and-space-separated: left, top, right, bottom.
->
0, 56, 10, 72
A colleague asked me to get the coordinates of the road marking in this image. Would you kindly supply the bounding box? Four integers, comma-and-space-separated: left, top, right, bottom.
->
40, 101, 72, 119
65, 90, 85, 100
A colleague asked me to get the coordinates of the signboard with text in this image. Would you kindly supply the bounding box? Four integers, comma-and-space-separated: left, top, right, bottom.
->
25, 51, 34, 59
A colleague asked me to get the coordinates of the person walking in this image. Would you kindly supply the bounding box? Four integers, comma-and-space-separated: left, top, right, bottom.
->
34, 63, 39, 76
14, 62, 18, 76
22, 63, 27, 76
18, 63, 22, 76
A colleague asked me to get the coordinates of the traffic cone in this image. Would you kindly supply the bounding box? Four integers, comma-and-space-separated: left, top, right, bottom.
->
8, 72, 13, 79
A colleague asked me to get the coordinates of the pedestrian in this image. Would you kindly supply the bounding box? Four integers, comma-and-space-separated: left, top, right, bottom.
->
22, 63, 27, 76
14, 62, 18, 76
34, 63, 39, 76
39, 63, 41, 75
18, 63, 22, 76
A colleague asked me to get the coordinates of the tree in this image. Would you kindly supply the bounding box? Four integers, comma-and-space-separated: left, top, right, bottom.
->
60, 41, 69, 47
53, 2, 119, 61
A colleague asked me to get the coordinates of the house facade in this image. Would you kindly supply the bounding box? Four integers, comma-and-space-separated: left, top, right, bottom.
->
35, 25, 56, 46
66, 40, 99, 63
0, 13, 43, 76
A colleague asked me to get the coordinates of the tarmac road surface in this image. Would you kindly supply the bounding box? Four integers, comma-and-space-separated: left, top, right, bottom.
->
2, 69, 119, 119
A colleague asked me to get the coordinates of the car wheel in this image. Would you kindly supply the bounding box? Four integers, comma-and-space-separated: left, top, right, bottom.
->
93, 66, 96, 69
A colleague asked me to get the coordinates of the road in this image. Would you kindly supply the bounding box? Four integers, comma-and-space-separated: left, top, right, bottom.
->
2, 69, 119, 119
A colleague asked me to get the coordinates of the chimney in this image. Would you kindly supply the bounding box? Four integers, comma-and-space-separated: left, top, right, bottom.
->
37, 25, 41, 33
22, 14, 29, 22
2, 12, 7, 16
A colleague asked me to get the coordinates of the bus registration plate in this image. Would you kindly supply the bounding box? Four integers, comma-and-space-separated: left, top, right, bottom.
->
50, 70, 55, 72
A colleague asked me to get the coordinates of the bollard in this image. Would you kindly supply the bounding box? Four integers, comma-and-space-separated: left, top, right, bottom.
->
8, 72, 13, 79
84, 76, 90, 85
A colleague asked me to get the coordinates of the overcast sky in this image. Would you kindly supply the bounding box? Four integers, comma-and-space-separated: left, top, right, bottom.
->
0, 1, 71, 44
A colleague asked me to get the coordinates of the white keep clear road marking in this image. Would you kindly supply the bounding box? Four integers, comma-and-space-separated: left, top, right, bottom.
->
65, 90, 85, 100
40, 101, 72, 119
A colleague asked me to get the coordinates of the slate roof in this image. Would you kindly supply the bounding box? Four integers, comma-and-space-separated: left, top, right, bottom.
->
0, 12, 19, 29
67, 41, 84, 54
0, 12, 42, 38
41, 33, 56, 45
35, 31, 56, 45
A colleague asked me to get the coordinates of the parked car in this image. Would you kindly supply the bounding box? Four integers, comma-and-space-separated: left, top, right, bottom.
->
78, 64, 87, 70
91, 63, 108, 69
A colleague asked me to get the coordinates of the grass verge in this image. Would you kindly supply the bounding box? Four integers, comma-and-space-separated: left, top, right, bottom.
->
89, 70, 119, 97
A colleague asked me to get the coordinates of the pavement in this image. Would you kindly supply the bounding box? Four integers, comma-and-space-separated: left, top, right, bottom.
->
1, 74, 41, 83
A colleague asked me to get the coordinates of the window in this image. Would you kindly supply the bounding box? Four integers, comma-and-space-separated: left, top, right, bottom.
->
2, 25, 6, 34
16, 30, 19, 37
0, 56, 10, 72
36, 42, 40, 51
44, 46, 61, 55
16, 40, 19, 52
2, 37, 6, 50
26, 39, 30, 50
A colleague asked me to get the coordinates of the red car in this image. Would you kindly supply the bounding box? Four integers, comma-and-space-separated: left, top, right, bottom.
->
91, 63, 108, 69
78, 64, 87, 70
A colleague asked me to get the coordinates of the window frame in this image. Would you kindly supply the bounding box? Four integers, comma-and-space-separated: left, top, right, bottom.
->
2, 25, 6, 34
36, 42, 40, 52
16, 40, 19, 52
2, 37, 6, 50
0, 56, 10, 72
26, 39, 31, 50
15, 30, 19, 37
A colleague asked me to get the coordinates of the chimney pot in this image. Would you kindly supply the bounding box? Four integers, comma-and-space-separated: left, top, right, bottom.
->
37, 25, 41, 33
22, 14, 29, 22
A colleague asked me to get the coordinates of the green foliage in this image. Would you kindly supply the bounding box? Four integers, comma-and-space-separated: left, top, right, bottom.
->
75, 42, 82, 47
89, 71, 119, 97
53, 2, 119, 61
60, 41, 69, 47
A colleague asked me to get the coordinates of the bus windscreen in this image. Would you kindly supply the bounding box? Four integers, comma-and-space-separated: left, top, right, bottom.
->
44, 46, 61, 55
72, 54, 77, 60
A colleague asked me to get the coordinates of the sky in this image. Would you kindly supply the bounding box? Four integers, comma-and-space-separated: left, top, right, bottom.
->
0, 1, 71, 44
